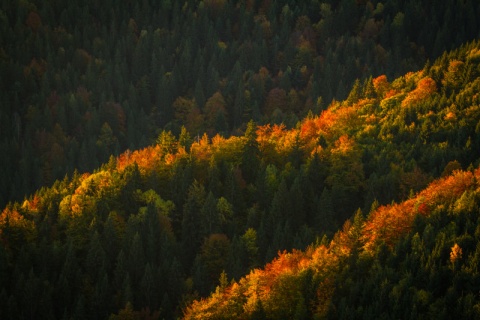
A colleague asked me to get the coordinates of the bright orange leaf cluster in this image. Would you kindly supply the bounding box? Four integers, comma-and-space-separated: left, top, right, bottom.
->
183, 245, 338, 319
117, 145, 163, 174
184, 165, 480, 318
363, 169, 476, 252
402, 76, 437, 107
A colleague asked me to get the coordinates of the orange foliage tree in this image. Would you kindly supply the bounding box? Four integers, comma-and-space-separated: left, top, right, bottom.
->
372, 75, 390, 97
0, 207, 37, 253
401, 77, 437, 107
363, 169, 476, 252
442, 60, 465, 92
184, 245, 339, 319
117, 145, 163, 175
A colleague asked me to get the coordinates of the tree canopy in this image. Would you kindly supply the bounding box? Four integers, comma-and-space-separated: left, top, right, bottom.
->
2, 1, 480, 319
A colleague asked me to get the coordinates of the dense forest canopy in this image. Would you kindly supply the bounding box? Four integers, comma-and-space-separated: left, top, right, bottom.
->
1, 0, 480, 319
1, 0, 479, 208
184, 168, 480, 319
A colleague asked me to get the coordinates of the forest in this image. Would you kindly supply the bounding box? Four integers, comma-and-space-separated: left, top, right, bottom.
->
1, 0, 480, 319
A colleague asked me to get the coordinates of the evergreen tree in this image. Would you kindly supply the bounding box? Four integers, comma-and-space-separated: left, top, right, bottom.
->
181, 181, 206, 270
128, 232, 145, 298
140, 263, 157, 310
241, 120, 260, 183
86, 231, 107, 283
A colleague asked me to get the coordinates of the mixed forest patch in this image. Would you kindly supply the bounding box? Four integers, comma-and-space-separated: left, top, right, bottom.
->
1, 0, 479, 207
2, 0, 480, 319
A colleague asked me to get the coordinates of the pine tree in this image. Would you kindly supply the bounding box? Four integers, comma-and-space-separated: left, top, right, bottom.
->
270, 178, 291, 225
194, 79, 206, 110
178, 125, 193, 152
316, 188, 335, 232
181, 181, 206, 270
290, 174, 306, 231
92, 273, 110, 319
233, 80, 245, 129
241, 120, 260, 183
140, 263, 157, 310
128, 232, 145, 294
200, 191, 220, 237
86, 231, 107, 283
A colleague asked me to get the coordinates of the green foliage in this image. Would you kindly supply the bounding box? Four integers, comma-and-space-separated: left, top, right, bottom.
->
3, 2, 480, 318
2, 0, 479, 209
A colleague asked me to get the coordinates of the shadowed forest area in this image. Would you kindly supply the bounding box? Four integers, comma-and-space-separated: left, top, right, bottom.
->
2, 0, 478, 207
1, 1, 480, 319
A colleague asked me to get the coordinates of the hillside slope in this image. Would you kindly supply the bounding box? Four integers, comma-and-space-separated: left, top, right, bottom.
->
184, 168, 480, 319
1, 40, 480, 319
2, 0, 479, 208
